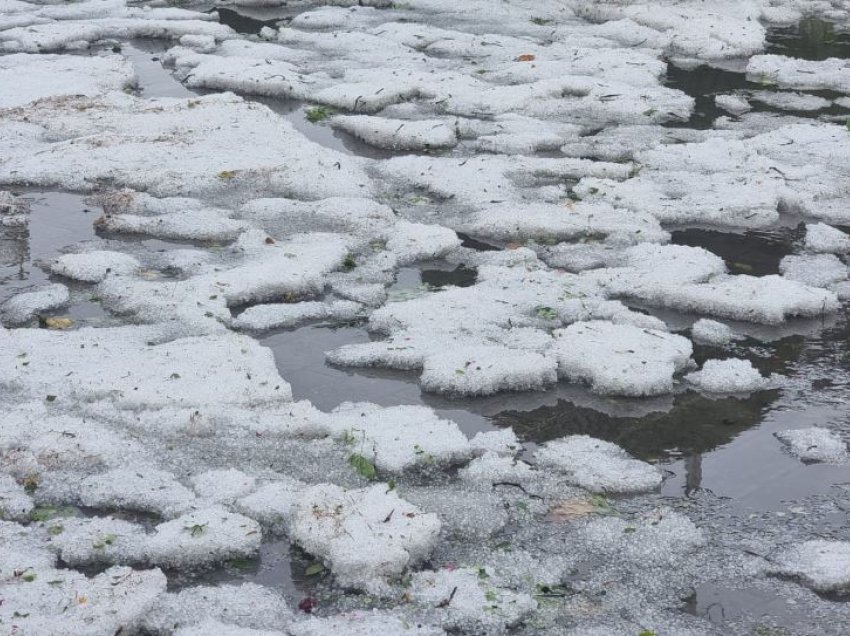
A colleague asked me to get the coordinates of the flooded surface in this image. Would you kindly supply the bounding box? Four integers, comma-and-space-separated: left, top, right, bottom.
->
122, 40, 195, 98
6, 5, 850, 635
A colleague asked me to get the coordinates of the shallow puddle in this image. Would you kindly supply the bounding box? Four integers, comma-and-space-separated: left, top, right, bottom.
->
122, 40, 197, 99
0, 191, 97, 304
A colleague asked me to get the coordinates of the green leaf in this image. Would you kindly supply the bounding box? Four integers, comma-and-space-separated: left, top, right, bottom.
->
305, 562, 325, 576
348, 453, 377, 480
305, 106, 334, 123
534, 306, 558, 321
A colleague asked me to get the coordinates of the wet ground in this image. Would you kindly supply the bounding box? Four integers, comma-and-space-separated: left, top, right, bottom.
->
6, 9, 850, 633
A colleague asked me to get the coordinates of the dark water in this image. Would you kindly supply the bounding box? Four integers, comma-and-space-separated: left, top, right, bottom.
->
666, 18, 850, 129
767, 18, 850, 61
214, 7, 284, 35
671, 226, 803, 276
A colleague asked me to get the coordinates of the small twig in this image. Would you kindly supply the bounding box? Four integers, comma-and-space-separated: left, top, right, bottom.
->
492, 481, 543, 500
436, 586, 458, 608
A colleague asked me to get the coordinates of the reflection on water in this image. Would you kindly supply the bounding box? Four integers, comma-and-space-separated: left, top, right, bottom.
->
493, 389, 780, 462
0, 191, 97, 304
767, 18, 850, 61
665, 64, 755, 129
666, 19, 850, 129
420, 264, 477, 288
214, 8, 280, 34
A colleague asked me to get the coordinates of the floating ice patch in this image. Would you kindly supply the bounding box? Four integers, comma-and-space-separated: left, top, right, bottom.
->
552, 321, 692, 397
409, 567, 536, 633
535, 435, 662, 494
0, 520, 56, 578
191, 469, 257, 504
579, 2, 765, 60
175, 622, 286, 636
0, 475, 33, 521
330, 115, 458, 151
385, 221, 462, 266
749, 90, 831, 112
57, 506, 262, 568
232, 300, 362, 331
685, 359, 777, 394
771, 540, 850, 593
0, 325, 291, 407
579, 508, 706, 567
1, 283, 69, 326
582, 243, 727, 298
71, 468, 196, 518
235, 477, 305, 531
289, 483, 440, 593
327, 403, 471, 473
805, 223, 850, 254
238, 197, 396, 238
55, 515, 147, 566
50, 250, 140, 283
469, 428, 520, 457
143, 583, 293, 634
636, 274, 838, 324
690, 318, 737, 346
144, 506, 262, 568
0, 93, 369, 200
167, 48, 309, 99
464, 201, 667, 245
715, 94, 751, 116
459, 452, 536, 487
0, 566, 166, 635
420, 345, 557, 396
776, 427, 849, 463
780, 253, 848, 288
0, 53, 135, 109
289, 612, 445, 636
748, 55, 850, 93
96, 207, 249, 242
0, 15, 233, 53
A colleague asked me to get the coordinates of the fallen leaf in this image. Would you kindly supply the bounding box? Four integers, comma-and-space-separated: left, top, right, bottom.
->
516, 54, 536, 62
548, 499, 596, 521
304, 563, 325, 576
43, 317, 74, 330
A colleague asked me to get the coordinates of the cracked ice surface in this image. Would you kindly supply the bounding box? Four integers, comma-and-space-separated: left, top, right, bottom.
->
3, 0, 850, 633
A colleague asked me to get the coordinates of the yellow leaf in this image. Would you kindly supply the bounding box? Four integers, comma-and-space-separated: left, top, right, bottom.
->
43, 317, 74, 330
